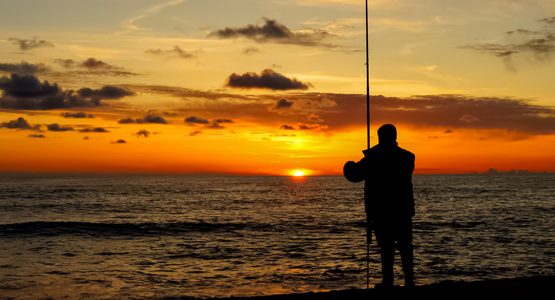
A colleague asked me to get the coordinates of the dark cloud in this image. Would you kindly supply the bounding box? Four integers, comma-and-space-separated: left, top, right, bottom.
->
0, 74, 134, 110
270, 93, 555, 134
28, 134, 45, 138
540, 17, 555, 25
463, 44, 518, 58
123, 84, 250, 101
186, 116, 233, 129
145, 46, 197, 59
47, 123, 73, 132
226, 69, 311, 90
120, 83, 555, 136
242, 47, 260, 55
206, 123, 225, 129
211, 120, 233, 129
210, 18, 331, 47
118, 115, 168, 124
77, 85, 134, 99
185, 116, 210, 125
0, 74, 60, 98
0, 117, 39, 130
78, 127, 110, 133
189, 130, 202, 136
54, 58, 138, 77
463, 16, 555, 67
280, 123, 328, 131
118, 118, 135, 124
142, 115, 167, 124
213, 118, 233, 124
61, 112, 94, 118
276, 98, 294, 109
207, 119, 234, 129
324, 94, 555, 135
9, 37, 54, 51
81, 58, 113, 69
113, 139, 127, 144
0, 62, 50, 75
506, 29, 541, 35
134, 129, 151, 138
54, 59, 76, 68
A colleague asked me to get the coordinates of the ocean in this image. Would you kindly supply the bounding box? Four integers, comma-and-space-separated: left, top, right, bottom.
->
0, 174, 554, 299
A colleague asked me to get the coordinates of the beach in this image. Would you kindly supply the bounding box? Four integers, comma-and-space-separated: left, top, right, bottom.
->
164, 276, 554, 300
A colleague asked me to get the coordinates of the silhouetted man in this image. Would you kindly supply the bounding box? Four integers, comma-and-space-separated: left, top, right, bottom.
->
357, 124, 415, 288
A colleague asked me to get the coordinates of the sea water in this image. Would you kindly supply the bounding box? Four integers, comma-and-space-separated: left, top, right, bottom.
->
0, 174, 554, 299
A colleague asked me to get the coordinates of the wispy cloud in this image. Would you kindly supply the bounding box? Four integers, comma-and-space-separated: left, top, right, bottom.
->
463, 16, 555, 69
242, 47, 260, 55
280, 123, 329, 131
118, 0, 185, 34
8, 37, 54, 51
0, 58, 137, 77
54, 57, 138, 77
61, 112, 95, 119
145, 46, 199, 59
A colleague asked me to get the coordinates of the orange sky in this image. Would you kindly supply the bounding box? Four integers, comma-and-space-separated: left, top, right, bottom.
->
1, 0, 554, 175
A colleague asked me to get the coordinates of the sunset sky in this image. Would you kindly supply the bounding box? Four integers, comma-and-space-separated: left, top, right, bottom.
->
1, 0, 554, 175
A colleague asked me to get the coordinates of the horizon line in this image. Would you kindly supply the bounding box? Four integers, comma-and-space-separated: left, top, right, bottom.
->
1, 171, 553, 177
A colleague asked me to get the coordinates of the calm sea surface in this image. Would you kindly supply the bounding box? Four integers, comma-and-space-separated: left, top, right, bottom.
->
0, 174, 554, 299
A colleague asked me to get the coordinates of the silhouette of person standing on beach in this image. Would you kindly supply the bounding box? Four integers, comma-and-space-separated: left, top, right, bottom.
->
346, 124, 415, 288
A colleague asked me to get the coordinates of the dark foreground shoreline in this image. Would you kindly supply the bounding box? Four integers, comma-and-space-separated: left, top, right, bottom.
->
164, 276, 553, 300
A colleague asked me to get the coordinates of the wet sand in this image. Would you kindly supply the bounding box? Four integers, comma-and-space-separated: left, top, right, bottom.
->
164, 276, 553, 300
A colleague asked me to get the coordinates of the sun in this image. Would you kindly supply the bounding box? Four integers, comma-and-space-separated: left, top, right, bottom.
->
290, 169, 306, 177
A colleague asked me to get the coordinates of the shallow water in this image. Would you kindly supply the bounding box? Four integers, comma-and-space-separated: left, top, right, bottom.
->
0, 174, 554, 299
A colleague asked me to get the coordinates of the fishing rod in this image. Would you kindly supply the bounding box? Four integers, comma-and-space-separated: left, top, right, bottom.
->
365, 0, 370, 151
365, 0, 371, 290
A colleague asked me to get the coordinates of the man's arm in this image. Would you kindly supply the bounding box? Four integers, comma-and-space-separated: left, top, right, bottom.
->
408, 153, 415, 216
343, 154, 367, 183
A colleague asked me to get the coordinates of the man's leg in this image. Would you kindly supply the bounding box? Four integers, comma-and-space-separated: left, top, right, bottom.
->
380, 238, 395, 287
375, 221, 395, 287
398, 218, 414, 287
398, 241, 414, 286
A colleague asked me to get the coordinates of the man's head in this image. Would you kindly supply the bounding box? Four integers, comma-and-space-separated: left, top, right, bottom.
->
378, 124, 397, 145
